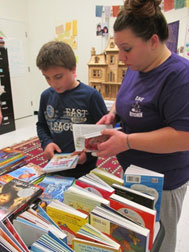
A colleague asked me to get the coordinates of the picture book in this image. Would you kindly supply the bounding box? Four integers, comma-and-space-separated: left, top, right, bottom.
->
0, 178, 43, 221
0, 148, 25, 166
112, 183, 155, 209
72, 223, 121, 252
13, 208, 67, 247
8, 163, 45, 183
46, 200, 88, 246
75, 175, 115, 199
89, 205, 150, 252
72, 124, 113, 151
30, 232, 74, 252
0, 227, 23, 252
42, 153, 79, 173
3, 218, 29, 252
38, 175, 74, 204
0, 160, 26, 176
90, 167, 124, 186
109, 193, 156, 250
124, 164, 164, 221
0, 220, 28, 252
63, 184, 110, 214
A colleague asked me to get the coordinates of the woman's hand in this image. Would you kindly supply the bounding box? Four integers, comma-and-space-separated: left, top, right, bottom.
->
44, 143, 61, 160
96, 129, 128, 157
97, 112, 116, 125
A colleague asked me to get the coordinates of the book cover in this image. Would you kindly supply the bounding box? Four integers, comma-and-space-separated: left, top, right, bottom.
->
0, 148, 24, 166
63, 185, 110, 214
124, 164, 164, 221
109, 193, 156, 250
38, 175, 74, 204
43, 153, 79, 173
90, 167, 124, 186
8, 163, 45, 183
72, 223, 121, 252
0, 178, 43, 221
112, 183, 155, 209
90, 207, 149, 252
72, 124, 113, 151
75, 177, 115, 199
46, 200, 88, 233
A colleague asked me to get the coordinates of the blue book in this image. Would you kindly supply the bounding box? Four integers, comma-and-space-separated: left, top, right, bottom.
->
38, 175, 74, 204
124, 165, 164, 221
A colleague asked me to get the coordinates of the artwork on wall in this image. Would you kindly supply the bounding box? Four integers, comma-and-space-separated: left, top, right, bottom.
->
166, 21, 179, 53
55, 20, 78, 50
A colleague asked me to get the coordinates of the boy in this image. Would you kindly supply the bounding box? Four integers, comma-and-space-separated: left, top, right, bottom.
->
36, 41, 107, 178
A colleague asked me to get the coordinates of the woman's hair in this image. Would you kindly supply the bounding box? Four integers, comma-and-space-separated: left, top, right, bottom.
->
36, 41, 76, 71
114, 0, 168, 42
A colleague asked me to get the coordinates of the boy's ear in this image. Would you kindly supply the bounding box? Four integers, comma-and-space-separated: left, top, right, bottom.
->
72, 66, 76, 73
150, 34, 159, 50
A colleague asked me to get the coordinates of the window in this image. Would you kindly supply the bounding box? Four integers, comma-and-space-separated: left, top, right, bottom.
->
92, 69, 101, 78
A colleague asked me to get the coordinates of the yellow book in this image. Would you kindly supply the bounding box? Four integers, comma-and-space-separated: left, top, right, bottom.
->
90, 168, 124, 186
46, 200, 88, 233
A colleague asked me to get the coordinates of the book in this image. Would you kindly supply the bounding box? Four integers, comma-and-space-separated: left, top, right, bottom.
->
63, 184, 110, 214
109, 193, 156, 250
0, 148, 25, 166
30, 232, 74, 252
38, 175, 74, 204
46, 200, 89, 246
13, 207, 67, 247
90, 167, 124, 186
72, 223, 121, 252
0, 160, 27, 176
0, 227, 23, 252
42, 153, 79, 173
89, 205, 150, 252
0, 178, 43, 221
7, 163, 45, 183
75, 175, 115, 199
124, 164, 164, 221
112, 183, 155, 209
72, 124, 113, 151
0, 220, 28, 252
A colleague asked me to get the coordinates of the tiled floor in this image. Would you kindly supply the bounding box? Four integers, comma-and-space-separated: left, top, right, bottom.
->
0, 115, 188, 251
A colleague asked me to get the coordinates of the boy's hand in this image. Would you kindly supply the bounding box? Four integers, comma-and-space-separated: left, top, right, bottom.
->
44, 143, 61, 160
72, 151, 87, 165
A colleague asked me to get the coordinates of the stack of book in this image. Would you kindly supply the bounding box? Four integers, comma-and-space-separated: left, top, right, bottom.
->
0, 147, 26, 176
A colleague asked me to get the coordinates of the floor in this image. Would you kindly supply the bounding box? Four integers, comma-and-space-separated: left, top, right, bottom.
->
0, 115, 188, 251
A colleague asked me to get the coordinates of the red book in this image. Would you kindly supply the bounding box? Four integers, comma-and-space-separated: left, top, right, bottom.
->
109, 193, 156, 250
75, 178, 115, 199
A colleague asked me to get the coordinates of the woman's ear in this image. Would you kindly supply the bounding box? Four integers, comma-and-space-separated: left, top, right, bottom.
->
150, 34, 159, 50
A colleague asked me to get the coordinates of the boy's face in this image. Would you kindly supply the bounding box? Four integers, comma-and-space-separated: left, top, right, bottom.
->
42, 66, 77, 93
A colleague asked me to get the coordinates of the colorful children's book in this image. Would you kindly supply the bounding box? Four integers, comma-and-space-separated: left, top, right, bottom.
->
38, 175, 74, 204
124, 164, 164, 221
75, 175, 115, 199
0, 178, 43, 221
8, 163, 45, 183
90, 167, 124, 186
13, 208, 67, 247
112, 183, 155, 209
0, 148, 24, 166
46, 200, 89, 246
90, 205, 150, 252
63, 184, 110, 214
72, 223, 121, 252
109, 193, 156, 250
42, 153, 79, 173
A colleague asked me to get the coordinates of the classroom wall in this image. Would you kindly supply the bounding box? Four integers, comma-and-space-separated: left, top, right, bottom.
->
0, 0, 189, 114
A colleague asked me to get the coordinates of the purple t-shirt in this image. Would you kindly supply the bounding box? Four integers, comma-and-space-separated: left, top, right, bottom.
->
116, 53, 189, 190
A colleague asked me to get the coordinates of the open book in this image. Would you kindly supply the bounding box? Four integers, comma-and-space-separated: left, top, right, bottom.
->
72, 124, 121, 152
43, 153, 79, 173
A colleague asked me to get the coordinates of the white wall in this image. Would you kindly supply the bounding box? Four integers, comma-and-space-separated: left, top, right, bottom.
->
1, 0, 189, 113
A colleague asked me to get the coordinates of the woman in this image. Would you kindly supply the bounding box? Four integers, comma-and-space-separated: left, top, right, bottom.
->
97, 1, 189, 251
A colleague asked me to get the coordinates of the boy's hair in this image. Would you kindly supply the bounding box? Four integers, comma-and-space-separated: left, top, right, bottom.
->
36, 41, 76, 71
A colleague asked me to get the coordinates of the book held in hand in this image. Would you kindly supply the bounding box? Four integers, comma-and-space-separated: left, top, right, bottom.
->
43, 153, 79, 173
124, 164, 164, 221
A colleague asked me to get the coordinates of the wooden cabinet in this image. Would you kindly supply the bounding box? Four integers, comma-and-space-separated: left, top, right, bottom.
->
0, 47, 15, 135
